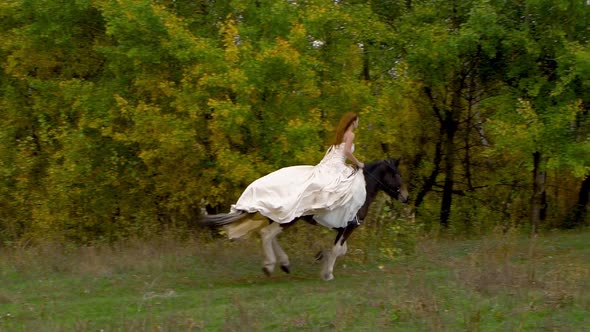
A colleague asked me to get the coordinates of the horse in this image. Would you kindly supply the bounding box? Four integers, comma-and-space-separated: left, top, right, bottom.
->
200, 158, 408, 281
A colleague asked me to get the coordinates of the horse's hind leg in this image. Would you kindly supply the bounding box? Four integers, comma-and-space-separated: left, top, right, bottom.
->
259, 222, 283, 276
272, 237, 290, 273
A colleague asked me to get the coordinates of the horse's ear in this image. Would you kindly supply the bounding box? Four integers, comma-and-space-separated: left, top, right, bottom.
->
387, 158, 400, 168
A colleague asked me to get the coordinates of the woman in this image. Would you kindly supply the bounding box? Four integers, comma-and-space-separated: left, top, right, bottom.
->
230, 112, 366, 228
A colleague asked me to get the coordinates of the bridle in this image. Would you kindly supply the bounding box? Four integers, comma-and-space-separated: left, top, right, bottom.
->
362, 161, 402, 198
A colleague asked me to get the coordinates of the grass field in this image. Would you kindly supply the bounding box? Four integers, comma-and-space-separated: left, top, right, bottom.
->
0, 225, 588, 331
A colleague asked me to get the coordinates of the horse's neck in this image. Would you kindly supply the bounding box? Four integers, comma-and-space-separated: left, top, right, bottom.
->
358, 168, 382, 220
365, 179, 381, 204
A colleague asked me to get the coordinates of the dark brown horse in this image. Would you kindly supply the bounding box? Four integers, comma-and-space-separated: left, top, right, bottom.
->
200, 158, 408, 280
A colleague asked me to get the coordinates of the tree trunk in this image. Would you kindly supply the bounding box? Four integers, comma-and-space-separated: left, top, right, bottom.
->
565, 174, 590, 228
414, 135, 442, 208
530, 151, 546, 234
439, 76, 463, 228
440, 113, 458, 228
361, 48, 371, 81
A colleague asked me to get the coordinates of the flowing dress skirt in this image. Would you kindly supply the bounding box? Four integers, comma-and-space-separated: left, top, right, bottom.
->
231, 144, 366, 228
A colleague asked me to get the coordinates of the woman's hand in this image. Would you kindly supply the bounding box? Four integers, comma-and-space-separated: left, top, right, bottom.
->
357, 162, 365, 169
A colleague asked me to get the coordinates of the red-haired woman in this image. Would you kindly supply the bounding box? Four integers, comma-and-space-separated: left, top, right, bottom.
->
230, 112, 366, 229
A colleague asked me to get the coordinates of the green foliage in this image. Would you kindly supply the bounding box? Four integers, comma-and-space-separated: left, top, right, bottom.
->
0, 0, 589, 242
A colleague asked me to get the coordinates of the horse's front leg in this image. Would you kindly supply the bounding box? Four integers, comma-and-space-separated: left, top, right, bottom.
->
320, 222, 358, 281
321, 240, 348, 281
259, 222, 283, 276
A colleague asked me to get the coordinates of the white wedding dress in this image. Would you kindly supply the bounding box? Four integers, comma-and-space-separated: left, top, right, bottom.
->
230, 143, 366, 228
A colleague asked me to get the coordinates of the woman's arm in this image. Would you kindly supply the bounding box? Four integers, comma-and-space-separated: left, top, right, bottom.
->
343, 132, 364, 168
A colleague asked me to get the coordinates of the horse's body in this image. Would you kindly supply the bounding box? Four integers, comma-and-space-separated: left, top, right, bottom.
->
200, 159, 408, 280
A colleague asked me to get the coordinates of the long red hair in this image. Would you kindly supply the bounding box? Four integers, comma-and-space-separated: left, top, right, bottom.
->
332, 112, 358, 145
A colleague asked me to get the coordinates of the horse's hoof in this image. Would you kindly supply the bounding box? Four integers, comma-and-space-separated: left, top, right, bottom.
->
262, 267, 272, 277
280, 264, 290, 274
322, 273, 334, 281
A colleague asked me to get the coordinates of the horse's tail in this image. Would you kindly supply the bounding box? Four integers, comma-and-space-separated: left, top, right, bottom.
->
200, 211, 269, 240
200, 211, 250, 227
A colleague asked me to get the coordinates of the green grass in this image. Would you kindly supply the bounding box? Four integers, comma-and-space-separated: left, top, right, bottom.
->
0, 227, 589, 331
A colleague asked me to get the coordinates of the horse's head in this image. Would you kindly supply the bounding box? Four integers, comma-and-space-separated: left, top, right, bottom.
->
364, 159, 408, 203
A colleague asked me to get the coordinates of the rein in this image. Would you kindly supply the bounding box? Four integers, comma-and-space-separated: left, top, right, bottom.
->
362, 162, 399, 196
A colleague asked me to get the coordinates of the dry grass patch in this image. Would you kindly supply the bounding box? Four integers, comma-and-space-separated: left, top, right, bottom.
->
449, 229, 589, 308
1, 231, 220, 278
451, 228, 532, 294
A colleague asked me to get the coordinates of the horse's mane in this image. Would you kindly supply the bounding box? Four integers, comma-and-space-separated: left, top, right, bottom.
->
364, 159, 385, 175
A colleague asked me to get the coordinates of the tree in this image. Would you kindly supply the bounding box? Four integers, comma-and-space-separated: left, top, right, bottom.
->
393, 0, 509, 228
